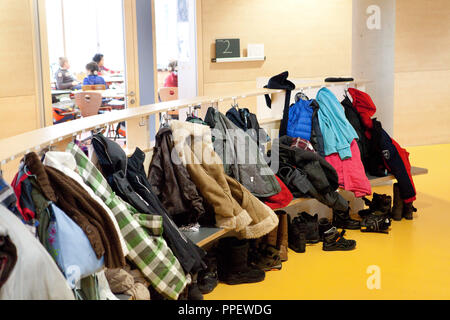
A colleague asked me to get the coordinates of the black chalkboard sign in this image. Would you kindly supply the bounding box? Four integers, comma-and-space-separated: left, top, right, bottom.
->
215, 39, 240, 59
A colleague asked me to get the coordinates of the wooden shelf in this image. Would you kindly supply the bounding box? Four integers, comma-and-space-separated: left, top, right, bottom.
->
211, 56, 266, 63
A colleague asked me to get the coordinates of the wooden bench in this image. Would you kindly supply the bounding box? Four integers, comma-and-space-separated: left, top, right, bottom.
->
184, 166, 429, 248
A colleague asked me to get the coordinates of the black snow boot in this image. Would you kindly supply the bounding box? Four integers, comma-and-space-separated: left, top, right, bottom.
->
403, 202, 417, 220
318, 217, 333, 242
217, 237, 265, 285
332, 208, 361, 230
187, 273, 204, 300
287, 214, 306, 253
392, 183, 403, 221
298, 212, 320, 243
322, 227, 356, 251
197, 253, 218, 294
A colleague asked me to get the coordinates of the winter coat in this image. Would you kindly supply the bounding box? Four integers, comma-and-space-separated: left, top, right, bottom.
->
225, 107, 270, 150
272, 136, 349, 212
170, 120, 279, 239
348, 88, 376, 139
205, 107, 281, 198
43, 151, 129, 257
0, 206, 75, 300
342, 95, 371, 171
91, 134, 206, 274
287, 99, 314, 141
316, 88, 358, 160
66, 142, 187, 300
371, 119, 416, 202
148, 127, 205, 227
24, 152, 126, 269
325, 139, 372, 198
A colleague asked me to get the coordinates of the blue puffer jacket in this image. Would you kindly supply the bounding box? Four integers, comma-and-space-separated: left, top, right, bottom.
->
287, 99, 314, 141
316, 88, 358, 160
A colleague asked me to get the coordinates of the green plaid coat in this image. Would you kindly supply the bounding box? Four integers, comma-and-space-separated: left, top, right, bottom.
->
66, 143, 187, 300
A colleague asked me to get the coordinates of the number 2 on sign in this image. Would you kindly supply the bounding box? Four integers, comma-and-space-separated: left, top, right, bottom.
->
223, 40, 232, 54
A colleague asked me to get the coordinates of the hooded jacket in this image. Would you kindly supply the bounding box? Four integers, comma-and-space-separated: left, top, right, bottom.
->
205, 107, 281, 198
91, 134, 206, 274
316, 87, 359, 160
272, 136, 349, 212
225, 107, 270, 149
348, 88, 376, 139
147, 127, 205, 227
24, 152, 126, 269
170, 120, 279, 239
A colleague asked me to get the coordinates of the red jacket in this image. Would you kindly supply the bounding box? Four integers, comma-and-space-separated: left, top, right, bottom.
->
348, 88, 376, 139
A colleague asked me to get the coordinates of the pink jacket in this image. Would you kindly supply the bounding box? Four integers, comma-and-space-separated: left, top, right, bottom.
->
325, 139, 371, 197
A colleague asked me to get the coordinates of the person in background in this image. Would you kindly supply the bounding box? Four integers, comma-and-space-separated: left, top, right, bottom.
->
93, 53, 111, 75
55, 57, 81, 90
83, 62, 107, 87
164, 60, 178, 87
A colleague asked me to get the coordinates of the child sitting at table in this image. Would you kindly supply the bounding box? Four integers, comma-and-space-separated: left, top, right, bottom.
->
83, 62, 108, 88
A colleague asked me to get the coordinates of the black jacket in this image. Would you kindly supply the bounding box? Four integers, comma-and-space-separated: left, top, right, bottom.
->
225, 107, 270, 151
91, 134, 206, 274
147, 127, 206, 227
271, 136, 348, 211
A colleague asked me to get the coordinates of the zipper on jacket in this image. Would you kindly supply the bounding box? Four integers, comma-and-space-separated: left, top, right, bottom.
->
135, 176, 188, 243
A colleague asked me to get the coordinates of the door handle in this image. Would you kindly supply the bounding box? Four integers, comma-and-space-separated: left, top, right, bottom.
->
126, 91, 135, 97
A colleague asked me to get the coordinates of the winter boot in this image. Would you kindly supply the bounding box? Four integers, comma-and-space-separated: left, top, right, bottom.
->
318, 217, 333, 242
332, 208, 361, 230
322, 227, 356, 251
275, 210, 289, 261
370, 193, 392, 215
217, 237, 265, 285
392, 183, 403, 221
287, 214, 306, 253
403, 202, 417, 220
187, 273, 204, 300
299, 212, 320, 243
197, 253, 218, 294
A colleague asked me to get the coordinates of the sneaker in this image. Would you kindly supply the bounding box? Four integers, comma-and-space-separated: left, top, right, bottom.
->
318, 217, 333, 242
322, 227, 356, 251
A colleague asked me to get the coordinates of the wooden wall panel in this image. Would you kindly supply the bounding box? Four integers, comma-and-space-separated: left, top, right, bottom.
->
394, 0, 450, 146
394, 70, 450, 146
199, 0, 353, 97
0, 96, 38, 138
395, 0, 450, 73
0, 0, 36, 98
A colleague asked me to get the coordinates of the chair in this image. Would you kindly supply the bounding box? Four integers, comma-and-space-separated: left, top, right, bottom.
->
74, 92, 102, 117
158, 87, 179, 118
82, 84, 106, 91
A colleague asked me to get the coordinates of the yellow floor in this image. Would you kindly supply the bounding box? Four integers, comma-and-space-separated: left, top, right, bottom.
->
205, 144, 450, 300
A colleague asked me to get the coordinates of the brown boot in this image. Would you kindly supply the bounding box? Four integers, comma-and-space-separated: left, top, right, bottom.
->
392, 183, 403, 221
276, 211, 289, 261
